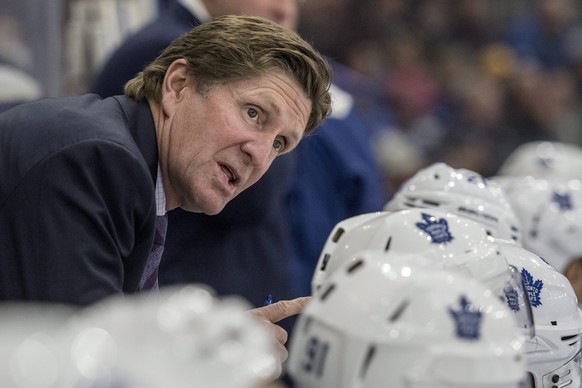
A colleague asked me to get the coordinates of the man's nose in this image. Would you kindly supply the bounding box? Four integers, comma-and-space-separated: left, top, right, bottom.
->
241, 135, 274, 169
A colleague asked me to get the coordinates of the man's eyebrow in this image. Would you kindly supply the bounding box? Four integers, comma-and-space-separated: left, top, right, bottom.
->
264, 98, 280, 115
263, 97, 302, 146
287, 130, 301, 146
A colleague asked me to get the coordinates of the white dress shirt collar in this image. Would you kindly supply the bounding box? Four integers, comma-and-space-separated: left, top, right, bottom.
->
155, 164, 167, 216
178, 0, 211, 23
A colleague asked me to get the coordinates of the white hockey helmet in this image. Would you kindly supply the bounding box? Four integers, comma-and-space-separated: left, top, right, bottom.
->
311, 210, 390, 293
313, 208, 506, 294
496, 175, 582, 273
288, 250, 527, 388
497, 240, 582, 388
498, 141, 582, 181
61, 284, 278, 388
311, 208, 534, 338
385, 162, 523, 244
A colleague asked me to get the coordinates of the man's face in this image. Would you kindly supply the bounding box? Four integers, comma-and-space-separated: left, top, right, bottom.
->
214, 0, 300, 30
164, 70, 311, 215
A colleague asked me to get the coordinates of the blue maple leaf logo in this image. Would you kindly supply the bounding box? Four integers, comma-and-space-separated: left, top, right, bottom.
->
538, 157, 552, 168
467, 174, 488, 186
448, 295, 482, 340
521, 268, 543, 307
552, 191, 573, 211
416, 213, 454, 244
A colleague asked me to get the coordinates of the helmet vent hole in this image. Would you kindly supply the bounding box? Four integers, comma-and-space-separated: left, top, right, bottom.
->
422, 199, 439, 207
384, 236, 392, 252
320, 254, 331, 271
359, 345, 377, 379
561, 334, 577, 341
551, 321, 558, 326
561, 334, 580, 347
346, 259, 364, 274
302, 316, 313, 333
320, 283, 336, 301
434, 174, 440, 179
389, 299, 410, 322
331, 228, 345, 242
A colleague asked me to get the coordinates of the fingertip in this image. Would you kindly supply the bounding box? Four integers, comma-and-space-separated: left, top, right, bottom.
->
296, 296, 312, 308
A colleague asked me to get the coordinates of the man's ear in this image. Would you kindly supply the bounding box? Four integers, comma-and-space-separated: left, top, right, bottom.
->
564, 259, 582, 278
161, 58, 191, 114
564, 258, 582, 301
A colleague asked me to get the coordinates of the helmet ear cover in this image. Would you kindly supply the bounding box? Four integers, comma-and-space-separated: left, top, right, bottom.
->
499, 240, 582, 388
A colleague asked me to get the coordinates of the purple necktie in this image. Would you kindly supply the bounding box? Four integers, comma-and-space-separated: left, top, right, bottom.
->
139, 214, 168, 291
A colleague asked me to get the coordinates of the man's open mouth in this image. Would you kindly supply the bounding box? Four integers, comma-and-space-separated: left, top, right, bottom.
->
220, 164, 239, 185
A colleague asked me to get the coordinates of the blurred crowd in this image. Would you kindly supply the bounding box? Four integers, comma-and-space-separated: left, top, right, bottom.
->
3, 0, 582, 191
297, 0, 582, 194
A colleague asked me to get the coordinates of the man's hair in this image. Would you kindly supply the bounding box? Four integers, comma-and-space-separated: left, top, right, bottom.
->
124, 15, 332, 135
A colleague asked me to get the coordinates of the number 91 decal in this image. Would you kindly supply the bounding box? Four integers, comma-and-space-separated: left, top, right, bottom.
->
301, 336, 330, 378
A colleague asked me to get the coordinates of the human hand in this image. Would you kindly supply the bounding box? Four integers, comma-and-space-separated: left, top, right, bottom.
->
248, 296, 311, 379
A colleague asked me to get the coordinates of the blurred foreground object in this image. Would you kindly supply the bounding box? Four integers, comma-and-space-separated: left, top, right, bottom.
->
63, 284, 279, 387
0, 285, 279, 388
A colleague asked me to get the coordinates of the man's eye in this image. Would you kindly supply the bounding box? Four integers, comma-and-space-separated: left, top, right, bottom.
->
247, 108, 258, 119
273, 138, 285, 152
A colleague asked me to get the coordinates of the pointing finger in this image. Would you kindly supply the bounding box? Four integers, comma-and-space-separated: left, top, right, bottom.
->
251, 296, 311, 323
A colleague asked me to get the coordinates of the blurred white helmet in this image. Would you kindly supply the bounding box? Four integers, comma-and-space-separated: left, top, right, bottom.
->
0, 303, 76, 388
288, 251, 527, 388
385, 162, 523, 244
497, 240, 582, 388
61, 285, 278, 388
498, 141, 582, 181
495, 175, 582, 273
311, 208, 534, 338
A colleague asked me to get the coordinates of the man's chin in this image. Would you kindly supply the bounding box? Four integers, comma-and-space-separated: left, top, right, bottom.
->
200, 196, 232, 216
203, 206, 224, 216
179, 199, 226, 215
183, 189, 240, 215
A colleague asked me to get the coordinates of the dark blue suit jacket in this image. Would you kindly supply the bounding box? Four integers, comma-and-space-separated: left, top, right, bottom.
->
90, 2, 297, 308
0, 95, 158, 305
287, 86, 387, 296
